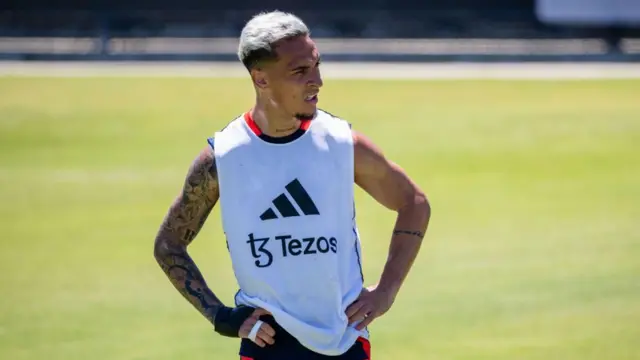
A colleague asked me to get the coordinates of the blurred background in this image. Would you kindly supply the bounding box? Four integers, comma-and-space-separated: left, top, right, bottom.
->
0, 0, 639, 62
1, 1, 639, 360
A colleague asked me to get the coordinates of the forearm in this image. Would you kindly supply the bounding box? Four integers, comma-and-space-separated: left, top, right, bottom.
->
153, 146, 223, 324
154, 239, 224, 325
377, 195, 431, 299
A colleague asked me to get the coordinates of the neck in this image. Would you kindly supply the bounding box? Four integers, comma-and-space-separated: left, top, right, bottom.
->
251, 100, 302, 138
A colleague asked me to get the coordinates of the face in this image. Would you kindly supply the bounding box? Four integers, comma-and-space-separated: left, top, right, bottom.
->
253, 35, 323, 119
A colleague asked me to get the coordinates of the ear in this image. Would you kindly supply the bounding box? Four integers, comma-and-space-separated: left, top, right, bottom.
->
251, 69, 268, 89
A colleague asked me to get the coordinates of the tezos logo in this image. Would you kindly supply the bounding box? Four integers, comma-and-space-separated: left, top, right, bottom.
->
247, 233, 338, 268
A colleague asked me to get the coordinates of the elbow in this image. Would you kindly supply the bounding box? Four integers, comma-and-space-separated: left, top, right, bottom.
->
414, 190, 431, 222
401, 188, 430, 224
153, 235, 174, 263
154, 233, 187, 262
153, 237, 165, 263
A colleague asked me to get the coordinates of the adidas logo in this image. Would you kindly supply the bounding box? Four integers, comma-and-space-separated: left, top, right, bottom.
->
260, 179, 320, 220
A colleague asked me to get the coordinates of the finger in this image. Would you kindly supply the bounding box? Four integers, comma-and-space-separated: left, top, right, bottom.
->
257, 328, 275, 345
238, 319, 258, 338
349, 305, 373, 324
244, 317, 258, 327
348, 302, 371, 320
253, 336, 266, 348
345, 301, 365, 318
238, 326, 252, 338
260, 322, 276, 337
356, 313, 376, 330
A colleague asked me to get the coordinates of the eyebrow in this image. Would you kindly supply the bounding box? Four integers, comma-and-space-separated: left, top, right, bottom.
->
290, 56, 321, 71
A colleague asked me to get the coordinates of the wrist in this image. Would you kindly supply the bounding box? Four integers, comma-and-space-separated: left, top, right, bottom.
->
213, 305, 254, 338
375, 281, 400, 303
211, 305, 229, 324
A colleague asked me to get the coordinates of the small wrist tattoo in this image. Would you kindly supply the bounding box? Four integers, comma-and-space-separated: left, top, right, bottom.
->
393, 230, 424, 238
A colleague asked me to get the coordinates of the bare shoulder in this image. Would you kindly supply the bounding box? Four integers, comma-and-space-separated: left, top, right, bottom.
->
352, 130, 426, 211
183, 145, 219, 203
352, 130, 388, 178
155, 144, 220, 248
189, 145, 217, 179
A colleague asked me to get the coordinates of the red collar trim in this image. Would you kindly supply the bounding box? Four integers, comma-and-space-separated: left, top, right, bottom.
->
244, 111, 311, 137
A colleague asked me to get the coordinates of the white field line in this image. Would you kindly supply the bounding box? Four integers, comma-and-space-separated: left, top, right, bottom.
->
1, 61, 640, 79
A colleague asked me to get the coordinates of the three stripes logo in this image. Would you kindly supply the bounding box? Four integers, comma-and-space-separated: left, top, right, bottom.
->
260, 179, 320, 220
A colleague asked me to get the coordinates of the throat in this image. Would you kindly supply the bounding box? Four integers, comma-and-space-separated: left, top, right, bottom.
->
245, 110, 311, 144
257, 117, 302, 138
274, 125, 299, 134
246, 108, 312, 143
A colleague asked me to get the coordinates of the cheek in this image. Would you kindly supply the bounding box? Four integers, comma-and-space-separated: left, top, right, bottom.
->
282, 84, 304, 101
270, 79, 304, 104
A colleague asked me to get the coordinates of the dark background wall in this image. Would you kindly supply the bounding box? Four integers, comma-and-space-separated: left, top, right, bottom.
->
0, 0, 638, 61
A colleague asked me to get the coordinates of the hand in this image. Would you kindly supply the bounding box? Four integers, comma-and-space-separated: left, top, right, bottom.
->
238, 308, 276, 347
346, 284, 395, 330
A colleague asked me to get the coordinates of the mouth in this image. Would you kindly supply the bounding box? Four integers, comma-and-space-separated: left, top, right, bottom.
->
305, 92, 319, 104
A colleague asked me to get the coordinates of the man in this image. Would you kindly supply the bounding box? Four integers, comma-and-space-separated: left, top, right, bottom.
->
153, 10, 431, 360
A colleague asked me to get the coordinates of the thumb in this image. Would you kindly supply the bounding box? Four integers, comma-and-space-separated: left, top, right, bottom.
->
252, 308, 271, 317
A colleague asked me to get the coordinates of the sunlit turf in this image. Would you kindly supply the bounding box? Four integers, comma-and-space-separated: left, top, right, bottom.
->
1, 76, 638, 360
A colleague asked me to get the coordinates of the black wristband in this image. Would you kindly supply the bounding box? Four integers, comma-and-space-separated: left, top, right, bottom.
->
213, 305, 255, 338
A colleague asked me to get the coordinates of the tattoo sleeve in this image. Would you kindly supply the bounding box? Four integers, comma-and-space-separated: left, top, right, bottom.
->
153, 146, 223, 325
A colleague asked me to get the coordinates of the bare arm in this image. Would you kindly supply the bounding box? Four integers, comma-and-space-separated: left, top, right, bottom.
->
153, 146, 223, 325
353, 130, 431, 302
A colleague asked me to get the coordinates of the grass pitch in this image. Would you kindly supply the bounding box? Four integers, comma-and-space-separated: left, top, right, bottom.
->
0, 75, 639, 360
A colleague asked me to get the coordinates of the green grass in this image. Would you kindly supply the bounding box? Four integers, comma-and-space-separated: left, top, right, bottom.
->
0, 76, 639, 360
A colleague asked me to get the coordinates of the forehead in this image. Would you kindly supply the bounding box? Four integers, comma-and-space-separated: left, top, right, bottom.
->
273, 35, 318, 67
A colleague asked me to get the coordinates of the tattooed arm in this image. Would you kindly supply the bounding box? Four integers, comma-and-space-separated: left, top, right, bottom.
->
154, 146, 277, 345
153, 146, 223, 325
346, 130, 431, 329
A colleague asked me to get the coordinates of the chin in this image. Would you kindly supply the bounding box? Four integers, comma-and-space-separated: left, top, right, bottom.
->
295, 110, 316, 120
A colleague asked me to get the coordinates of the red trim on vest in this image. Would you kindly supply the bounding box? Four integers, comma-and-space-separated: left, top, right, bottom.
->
300, 118, 311, 130
244, 111, 262, 136
244, 111, 311, 136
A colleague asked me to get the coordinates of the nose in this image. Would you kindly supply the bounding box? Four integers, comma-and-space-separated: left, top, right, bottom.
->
309, 67, 323, 88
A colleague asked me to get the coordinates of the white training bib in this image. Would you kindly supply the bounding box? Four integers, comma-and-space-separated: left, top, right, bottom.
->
211, 110, 367, 355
